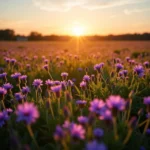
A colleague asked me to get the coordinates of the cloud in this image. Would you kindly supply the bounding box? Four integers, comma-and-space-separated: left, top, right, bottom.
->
124, 8, 150, 15
33, 0, 147, 11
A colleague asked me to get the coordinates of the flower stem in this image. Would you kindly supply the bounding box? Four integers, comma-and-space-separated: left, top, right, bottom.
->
113, 117, 119, 141
123, 128, 132, 144
27, 125, 40, 150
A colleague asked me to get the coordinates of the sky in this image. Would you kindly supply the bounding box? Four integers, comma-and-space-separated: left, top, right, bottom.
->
0, 0, 150, 35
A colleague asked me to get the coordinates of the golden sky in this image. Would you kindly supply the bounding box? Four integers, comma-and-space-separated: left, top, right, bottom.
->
0, 0, 150, 35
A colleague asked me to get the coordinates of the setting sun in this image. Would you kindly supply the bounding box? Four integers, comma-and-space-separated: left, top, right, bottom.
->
72, 25, 85, 36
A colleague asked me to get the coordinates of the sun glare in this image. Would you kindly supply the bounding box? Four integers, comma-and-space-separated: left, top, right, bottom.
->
72, 25, 85, 36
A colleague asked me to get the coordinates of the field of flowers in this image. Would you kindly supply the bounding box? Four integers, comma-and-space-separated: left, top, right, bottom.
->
0, 41, 150, 150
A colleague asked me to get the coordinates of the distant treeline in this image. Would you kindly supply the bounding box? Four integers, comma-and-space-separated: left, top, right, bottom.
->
0, 29, 150, 41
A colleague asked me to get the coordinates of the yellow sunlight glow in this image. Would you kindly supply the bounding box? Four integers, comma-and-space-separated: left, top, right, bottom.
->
72, 25, 85, 36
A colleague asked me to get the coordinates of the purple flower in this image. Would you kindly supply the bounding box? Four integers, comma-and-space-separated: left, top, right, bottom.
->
0, 87, 7, 99
93, 128, 104, 140
144, 61, 149, 68
0, 110, 9, 127
94, 63, 104, 72
3, 83, 13, 91
144, 96, 150, 105
83, 75, 90, 82
16, 102, 39, 125
54, 125, 64, 141
22, 86, 30, 95
134, 65, 144, 77
115, 63, 123, 71
0, 72, 7, 79
43, 64, 49, 71
80, 81, 87, 90
33, 79, 43, 88
51, 85, 62, 98
54, 80, 61, 85
61, 72, 68, 80
86, 141, 107, 150
68, 80, 74, 87
78, 116, 88, 126
89, 99, 106, 115
20, 75, 27, 81
10, 59, 17, 65
126, 57, 130, 62
11, 73, 21, 79
76, 100, 87, 108
45, 79, 54, 89
99, 109, 112, 121
15, 93, 24, 102
106, 95, 126, 111
70, 123, 85, 140
44, 59, 49, 64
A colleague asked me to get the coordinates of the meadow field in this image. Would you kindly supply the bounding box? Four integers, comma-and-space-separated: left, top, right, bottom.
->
0, 41, 150, 150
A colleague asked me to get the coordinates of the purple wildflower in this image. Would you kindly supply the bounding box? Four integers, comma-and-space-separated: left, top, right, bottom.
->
70, 123, 85, 140
0, 110, 9, 127
61, 72, 68, 80
86, 141, 107, 150
45, 79, 54, 89
93, 128, 104, 140
106, 95, 126, 115
76, 100, 87, 108
99, 109, 112, 121
51, 85, 62, 98
15, 93, 24, 102
80, 81, 87, 90
83, 75, 90, 82
89, 99, 106, 115
94, 63, 104, 72
16, 102, 39, 125
0, 87, 7, 100
33, 79, 43, 88
43, 64, 49, 71
144, 96, 150, 105
3, 83, 13, 91
11, 73, 21, 79
22, 86, 30, 95
54, 125, 64, 141
78, 116, 88, 126
10, 59, 17, 65
20, 75, 27, 81
134, 65, 144, 77
115, 63, 123, 72
0, 72, 7, 79
144, 61, 149, 68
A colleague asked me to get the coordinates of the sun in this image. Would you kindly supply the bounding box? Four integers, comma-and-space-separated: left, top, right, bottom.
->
72, 25, 85, 36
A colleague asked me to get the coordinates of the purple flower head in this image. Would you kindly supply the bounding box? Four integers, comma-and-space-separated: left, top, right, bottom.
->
94, 63, 104, 72
45, 79, 54, 89
54, 125, 64, 141
44, 59, 49, 64
5, 58, 10, 64
126, 57, 130, 62
78, 68, 83, 72
122, 70, 128, 77
99, 109, 112, 121
70, 123, 85, 140
61, 72, 68, 80
20, 75, 27, 81
115, 58, 121, 63
0, 72, 7, 79
83, 75, 90, 82
22, 86, 30, 95
26, 64, 31, 69
10, 59, 17, 65
16, 102, 39, 125
76, 100, 87, 108
86, 141, 107, 150
6, 108, 13, 115
15, 93, 24, 102
0, 110, 9, 127
0, 87, 7, 99
106, 95, 126, 115
115, 63, 123, 72
89, 99, 106, 115
33, 79, 43, 88
144, 96, 150, 105
43, 64, 49, 71
62, 120, 73, 129
11, 73, 21, 79
93, 128, 104, 140
144, 61, 149, 68
68, 80, 74, 87
78, 116, 88, 126
51, 85, 62, 98
54, 80, 61, 85
134, 65, 144, 77
3, 83, 13, 91
80, 81, 87, 90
